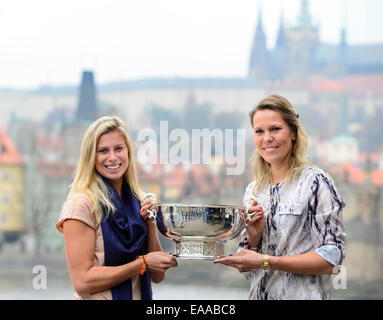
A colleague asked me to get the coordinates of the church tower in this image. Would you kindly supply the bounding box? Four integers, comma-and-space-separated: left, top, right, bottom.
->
248, 7, 269, 81
296, 0, 312, 28
75, 70, 98, 123
283, 0, 319, 80
337, 26, 348, 76
270, 10, 287, 81
338, 1, 348, 76
275, 10, 286, 50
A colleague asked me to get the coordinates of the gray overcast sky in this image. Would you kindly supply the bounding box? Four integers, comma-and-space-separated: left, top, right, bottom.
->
0, 0, 382, 89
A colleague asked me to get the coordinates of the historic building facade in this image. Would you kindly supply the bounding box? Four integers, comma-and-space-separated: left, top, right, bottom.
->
248, 0, 383, 83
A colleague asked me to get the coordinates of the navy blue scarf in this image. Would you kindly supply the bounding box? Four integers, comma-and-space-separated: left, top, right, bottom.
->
99, 175, 152, 300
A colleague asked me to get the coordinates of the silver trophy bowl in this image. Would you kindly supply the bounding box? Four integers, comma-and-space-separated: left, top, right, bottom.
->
155, 204, 244, 260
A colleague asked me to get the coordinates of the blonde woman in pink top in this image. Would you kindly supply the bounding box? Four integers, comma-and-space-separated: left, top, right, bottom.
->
57, 116, 177, 300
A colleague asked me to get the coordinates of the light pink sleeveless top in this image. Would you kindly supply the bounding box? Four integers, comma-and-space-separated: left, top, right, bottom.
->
56, 194, 141, 300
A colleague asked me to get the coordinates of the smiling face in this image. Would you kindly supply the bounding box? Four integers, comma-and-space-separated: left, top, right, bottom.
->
95, 130, 129, 192
252, 109, 295, 170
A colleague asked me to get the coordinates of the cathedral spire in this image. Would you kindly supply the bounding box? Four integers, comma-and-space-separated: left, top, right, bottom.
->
255, 5, 265, 36
340, 27, 347, 47
296, 0, 312, 28
248, 5, 268, 81
276, 8, 285, 49
340, 0, 348, 47
338, 0, 348, 74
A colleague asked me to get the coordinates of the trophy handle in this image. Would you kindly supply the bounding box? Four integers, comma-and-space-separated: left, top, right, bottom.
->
225, 208, 245, 240
142, 192, 158, 224
243, 195, 258, 227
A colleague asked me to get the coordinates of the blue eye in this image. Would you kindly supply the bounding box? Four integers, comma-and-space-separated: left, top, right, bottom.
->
255, 129, 263, 134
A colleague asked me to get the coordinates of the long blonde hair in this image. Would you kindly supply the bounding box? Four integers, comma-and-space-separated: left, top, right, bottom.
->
67, 116, 142, 223
249, 94, 310, 193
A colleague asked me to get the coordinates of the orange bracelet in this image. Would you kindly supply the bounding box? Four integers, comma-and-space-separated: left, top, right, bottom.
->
142, 255, 150, 272
138, 255, 146, 275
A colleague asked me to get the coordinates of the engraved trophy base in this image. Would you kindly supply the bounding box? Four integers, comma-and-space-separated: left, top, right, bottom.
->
174, 236, 225, 260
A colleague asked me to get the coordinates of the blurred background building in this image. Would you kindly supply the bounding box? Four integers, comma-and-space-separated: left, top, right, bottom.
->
0, 0, 382, 299
249, 0, 383, 82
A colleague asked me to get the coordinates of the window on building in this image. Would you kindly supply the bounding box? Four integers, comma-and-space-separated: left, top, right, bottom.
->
2, 170, 9, 181
1, 212, 7, 224
2, 194, 9, 204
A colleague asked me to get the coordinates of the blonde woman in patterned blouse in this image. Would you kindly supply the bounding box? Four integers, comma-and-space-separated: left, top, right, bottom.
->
215, 94, 346, 299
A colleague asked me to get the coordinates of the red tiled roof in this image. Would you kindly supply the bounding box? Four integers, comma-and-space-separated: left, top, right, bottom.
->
340, 161, 365, 184
36, 160, 75, 178
371, 170, 383, 186
330, 161, 383, 187
358, 153, 379, 164
329, 161, 364, 184
190, 165, 218, 194
341, 74, 383, 96
36, 136, 63, 151
0, 133, 23, 165
309, 74, 383, 97
162, 166, 188, 188
137, 163, 161, 183
311, 79, 344, 93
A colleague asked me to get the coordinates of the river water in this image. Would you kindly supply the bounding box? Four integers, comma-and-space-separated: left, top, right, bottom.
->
1, 274, 381, 300
0, 275, 249, 300
0, 244, 381, 300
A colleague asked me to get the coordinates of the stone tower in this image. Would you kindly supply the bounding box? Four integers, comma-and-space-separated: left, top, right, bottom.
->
75, 70, 98, 122
283, 0, 319, 80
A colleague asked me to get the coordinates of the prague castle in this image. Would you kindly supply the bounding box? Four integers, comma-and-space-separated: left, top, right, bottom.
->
249, 0, 383, 83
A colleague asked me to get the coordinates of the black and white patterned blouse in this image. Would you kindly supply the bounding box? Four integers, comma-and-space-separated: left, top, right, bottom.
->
239, 165, 346, 300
